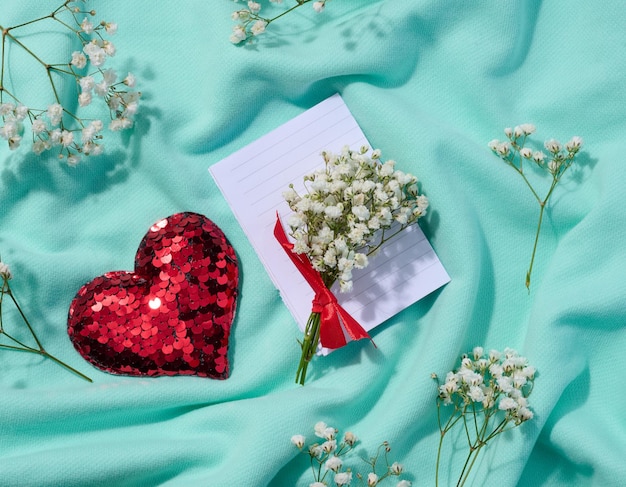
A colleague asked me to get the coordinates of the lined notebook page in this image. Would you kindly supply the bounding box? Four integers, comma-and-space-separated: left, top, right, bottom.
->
210, 94, 450, 345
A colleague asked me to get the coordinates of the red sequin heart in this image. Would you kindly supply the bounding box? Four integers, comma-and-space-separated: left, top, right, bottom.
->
68, 212, 238, 379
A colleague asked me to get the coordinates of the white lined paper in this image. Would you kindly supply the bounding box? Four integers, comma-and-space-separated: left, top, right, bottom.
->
210, 94, 450, 345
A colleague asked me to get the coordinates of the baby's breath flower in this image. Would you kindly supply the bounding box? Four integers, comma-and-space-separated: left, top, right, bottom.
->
498, 396, 518, 411
0, 103, 14, 116
109, 117, 133, 131
566, 136, 583, 153
1, 2, 140, 163
250, 19, 267, 36
522, 365, 536, 379
321, 439, 337, 453
123, 72, 136, 87
520, 147, 533, 159
291, 434, 306, 449
343, 431, 358, 446
435, 346, 536, 485
519, 123, 536, 135
490, 124, 584, 290
309, 444, 323, 458
288, 146, 428, 384
472, 346, 483, 360
495, 141, 510, 156
230, 24, 247, 43
71, 51, 87, 69
229, 0, 331, 44
103, 21, 118, 35
532, 151, 546, 164
0, 261, 12, 280
518, 406, 534, 422
83, 41, 106, 66
47, 104, 64, 126
293, 423, 408, 486
468, 385, 485, 403
285, 146, 427, 292
544, 138, 562, 153
80, 17, 94, 34
367, 472, 379, 486
314, 421, 336, 440
78, 92, 92, 107
325, 456, 343, 472
248, 0, 262, 14
396, 481, 411, 487
0, 123, 19, 143
334, 471, 352, 486
487, 139, 499, 151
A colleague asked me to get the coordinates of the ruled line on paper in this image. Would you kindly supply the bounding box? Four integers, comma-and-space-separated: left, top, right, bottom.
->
209, 94, 450, 346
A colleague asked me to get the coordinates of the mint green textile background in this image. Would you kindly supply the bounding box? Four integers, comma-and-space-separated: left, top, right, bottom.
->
1, 1, 625, 486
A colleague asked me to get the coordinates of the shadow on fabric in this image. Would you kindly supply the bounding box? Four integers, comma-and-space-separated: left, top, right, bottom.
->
518, 366, 593, 485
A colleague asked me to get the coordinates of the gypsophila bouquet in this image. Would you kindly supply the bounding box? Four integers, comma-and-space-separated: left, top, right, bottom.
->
291, 421, 411, 487
230, 0, 329, 44
0, 0, 140, 165
488, 125, 583, 291
432, 347, 536, 487
0, 259, 91, 381
277, 145, 428, 384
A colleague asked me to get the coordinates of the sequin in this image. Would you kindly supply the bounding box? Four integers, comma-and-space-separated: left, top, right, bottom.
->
67, 212, 239, 379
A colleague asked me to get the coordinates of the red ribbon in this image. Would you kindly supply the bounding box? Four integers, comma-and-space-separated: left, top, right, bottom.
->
274, 213, 372, 350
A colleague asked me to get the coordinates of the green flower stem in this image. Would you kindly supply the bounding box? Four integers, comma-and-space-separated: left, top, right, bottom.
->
38, 347, 93, 382
435, 400, 464, 487
1, 280, 92, 383
1, 28, 7, 100
435, 429, 444, 487
295, 311, 321, 385
6, 287, 43, 349
264, 0, 315, 26
0, 1, 66, 32
0, 1, 88, 108
3, 30, 49, 69
526, 201, 546, 291
525, 177, 558, 291
310, 454, 322, 482
436, 399, 513, 486
457, 444, 484, 487
0, 341, 93, 382
499, 134, 582, 291
1, 30, 65, 108
457, 417, 510, 486
0, 327, 32, 350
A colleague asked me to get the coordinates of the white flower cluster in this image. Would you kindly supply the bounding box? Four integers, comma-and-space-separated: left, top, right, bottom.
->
438, 347, 536, 425
230, 0, 328, 44
283, 146, 428, 292
488, 123, 583, 177
291, 422, 410, 487
0, 2, 140, 164
487, 124, 584, 290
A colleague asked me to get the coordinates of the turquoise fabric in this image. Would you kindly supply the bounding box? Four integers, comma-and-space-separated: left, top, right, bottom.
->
1, 1, 625, 485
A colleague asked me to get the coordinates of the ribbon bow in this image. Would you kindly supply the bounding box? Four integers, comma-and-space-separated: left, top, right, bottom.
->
274, 214, 371, 349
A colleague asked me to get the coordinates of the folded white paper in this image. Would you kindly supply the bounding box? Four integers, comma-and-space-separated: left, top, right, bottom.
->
210, 94, 450, 347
